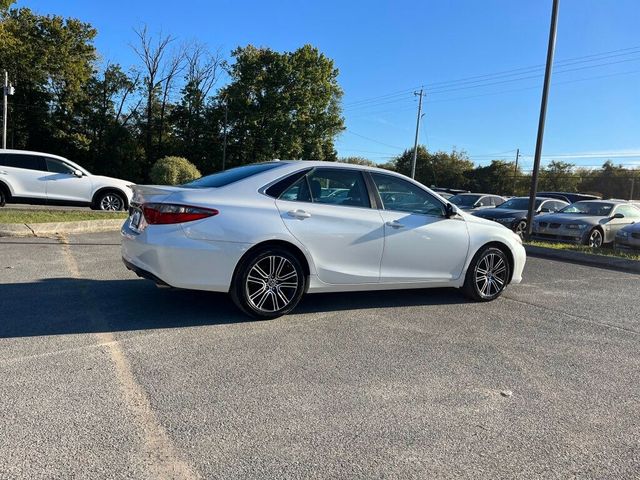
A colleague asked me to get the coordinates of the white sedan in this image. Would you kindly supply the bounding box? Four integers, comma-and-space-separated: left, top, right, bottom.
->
121, 161, 525, 318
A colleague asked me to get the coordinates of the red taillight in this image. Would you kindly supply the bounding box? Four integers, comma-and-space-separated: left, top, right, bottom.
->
142, 203, 219, 225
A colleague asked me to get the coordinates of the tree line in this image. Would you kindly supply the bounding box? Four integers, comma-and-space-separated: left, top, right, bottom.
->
0, 3, 343, 182
348, 147, 639, 200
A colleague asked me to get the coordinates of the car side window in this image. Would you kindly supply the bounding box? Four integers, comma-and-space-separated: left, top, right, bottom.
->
493, 196, 505, 206
46, 158, 75, 174
306, 169, 370, 208
279, 168, 370, 208
616, 205, 640, 218
0, 153, 47, 171
371, 173, 445, 216
477, 196, 488, 207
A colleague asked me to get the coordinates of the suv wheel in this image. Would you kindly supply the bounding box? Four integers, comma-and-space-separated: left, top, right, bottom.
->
231, 247, 306, 319
0, 188, 6, 207
96, 192, 125, 211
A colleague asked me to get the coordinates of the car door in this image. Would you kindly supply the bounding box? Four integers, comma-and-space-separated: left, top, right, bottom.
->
44, 158, 93, 203
0, 153, 48, 199
370, 172, 470, 283
274, 167, 385, 285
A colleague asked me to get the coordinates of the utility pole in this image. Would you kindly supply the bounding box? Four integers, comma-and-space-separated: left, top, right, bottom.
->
526, 0, 559, 238
222, 100, 228, 171
512, 148, 520, 195
3, 71, 8, 150
410, 87, 424, 179
630, 178, 635, 200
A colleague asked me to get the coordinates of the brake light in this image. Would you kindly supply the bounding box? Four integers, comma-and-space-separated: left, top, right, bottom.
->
142, 203, 219, 225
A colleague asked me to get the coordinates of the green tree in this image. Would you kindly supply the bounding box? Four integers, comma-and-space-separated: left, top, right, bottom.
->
150, 156, 201, 185
467, 160, 522, 195
391, 146, 474, 188
338, 156, 376, 167
0, 7, 97, 156
219, 44, 344, 166
539, 160, 579, 192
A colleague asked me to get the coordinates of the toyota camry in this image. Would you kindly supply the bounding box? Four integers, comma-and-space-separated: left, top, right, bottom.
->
121, 161, 526, 318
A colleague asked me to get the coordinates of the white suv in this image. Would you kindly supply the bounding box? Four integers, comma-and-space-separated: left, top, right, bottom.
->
0, 150, 134, 210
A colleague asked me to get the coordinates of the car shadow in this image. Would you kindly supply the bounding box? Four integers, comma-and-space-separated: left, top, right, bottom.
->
0, 277, 468, 339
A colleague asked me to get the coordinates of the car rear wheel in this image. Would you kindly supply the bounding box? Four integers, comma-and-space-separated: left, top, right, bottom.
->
0, 188, 6, 207
462, 246, 510, 302
96, 191, 125, 211
586, 228, 603, 248
231, 247, 306, 319
514, 220, 527, 238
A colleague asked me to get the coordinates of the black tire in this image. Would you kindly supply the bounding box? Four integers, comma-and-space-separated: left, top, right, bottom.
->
94, 191, 126, 211
0, 187, 6, 207
230, 247, 306, 319
514, 220, 527, 238
585, 227, 604, 248
461, 246, 510, 302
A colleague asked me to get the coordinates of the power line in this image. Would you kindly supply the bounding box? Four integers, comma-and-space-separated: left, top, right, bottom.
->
342, 45, 640, 111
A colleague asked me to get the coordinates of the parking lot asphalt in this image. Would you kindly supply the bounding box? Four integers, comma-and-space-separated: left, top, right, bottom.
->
1, 231, 639, 479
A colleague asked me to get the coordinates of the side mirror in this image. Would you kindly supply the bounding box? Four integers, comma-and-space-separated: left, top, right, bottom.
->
611, 213, 624, 219
73, 169, 83, 177
445, 203, 456, 218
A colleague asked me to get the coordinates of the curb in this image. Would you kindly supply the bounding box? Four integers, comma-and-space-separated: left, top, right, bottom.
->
525, 245, 640, 274
0, 219, 124, 237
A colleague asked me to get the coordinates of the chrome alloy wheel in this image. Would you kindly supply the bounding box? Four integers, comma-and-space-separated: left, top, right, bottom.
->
474, 251, 508, 299
245, 255, 299, 313
588, 229, 603, 248
100, 194, 123, 211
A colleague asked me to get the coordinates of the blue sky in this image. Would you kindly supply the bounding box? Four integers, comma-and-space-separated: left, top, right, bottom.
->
17, 0, 640, 170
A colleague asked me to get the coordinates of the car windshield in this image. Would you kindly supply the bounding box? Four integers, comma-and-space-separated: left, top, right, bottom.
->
183, 162, 284, 188
497, 198, 542, 210
450, 194, 481, 206
559, 202, 614, 216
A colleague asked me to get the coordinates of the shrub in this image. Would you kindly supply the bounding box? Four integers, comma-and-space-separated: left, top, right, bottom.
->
150, 156, 201, 185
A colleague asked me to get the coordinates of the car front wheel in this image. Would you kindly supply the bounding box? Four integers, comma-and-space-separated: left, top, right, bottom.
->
462, 246, 510, 302
586, 228, 603, 248
230, 247, 306, 319
96, 192, 126, 211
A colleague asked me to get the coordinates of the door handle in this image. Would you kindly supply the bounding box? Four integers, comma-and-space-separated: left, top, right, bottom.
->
287, 209, 311, 219
385, 220, 405, 229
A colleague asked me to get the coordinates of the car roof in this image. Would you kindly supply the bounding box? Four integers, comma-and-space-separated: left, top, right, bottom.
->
573, 199, 626, 204
0, 149, 71, 163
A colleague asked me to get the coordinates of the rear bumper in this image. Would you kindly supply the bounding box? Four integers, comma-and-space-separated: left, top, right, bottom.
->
121, 218, 251, 292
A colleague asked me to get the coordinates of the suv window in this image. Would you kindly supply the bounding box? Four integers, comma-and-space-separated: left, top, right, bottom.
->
46, 158, 75, 174
371, 173, 445, 216
0, 153, 47, 171
280, 168, 370, 208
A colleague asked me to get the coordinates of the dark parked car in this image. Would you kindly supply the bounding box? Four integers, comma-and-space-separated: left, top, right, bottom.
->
472, 196, 568, 237
449, 193, 506, 211
615, 222, 640, 251
532, 200, 640, 248
537, 192, 601, 203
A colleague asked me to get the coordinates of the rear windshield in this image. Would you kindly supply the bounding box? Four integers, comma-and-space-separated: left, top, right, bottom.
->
450, 194, 481, 206
559, 202, 614, 216
183, 162, 284, 188
498, 198, 543, 210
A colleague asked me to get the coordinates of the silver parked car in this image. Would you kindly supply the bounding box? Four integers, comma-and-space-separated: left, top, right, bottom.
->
449, 193, 506, 211
532, 200, 640, 247
615, 222, 640, 251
